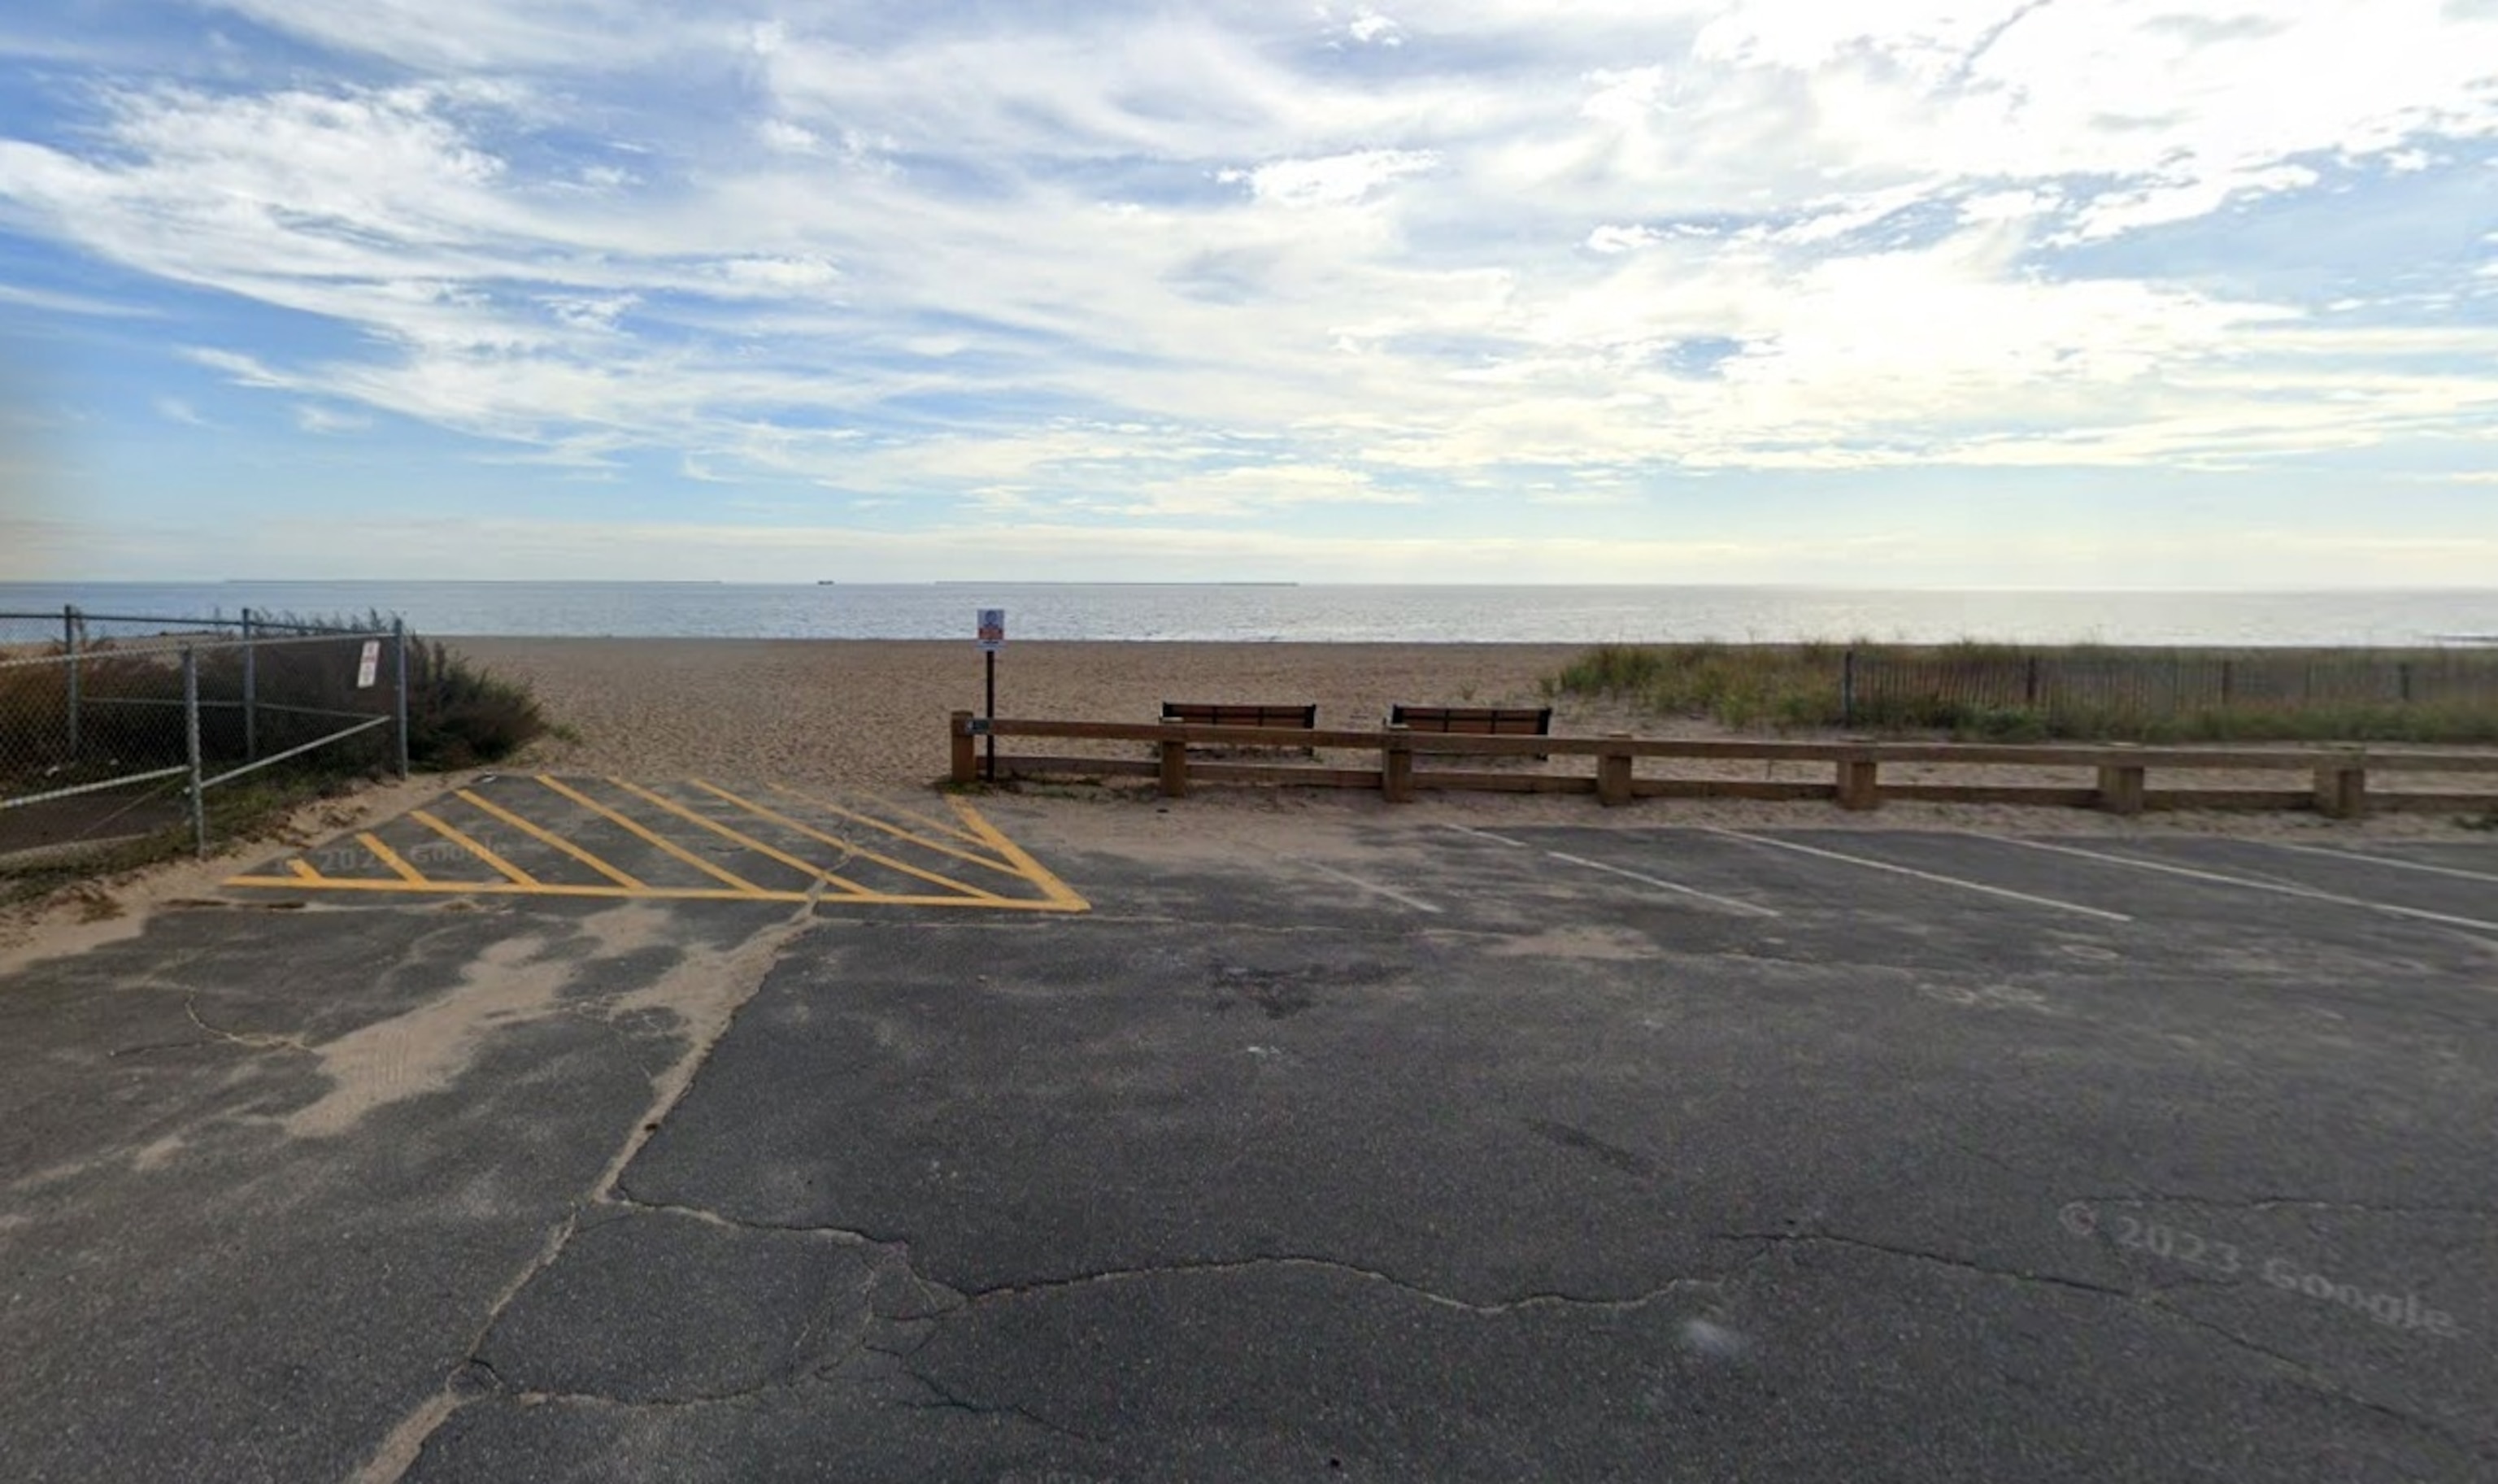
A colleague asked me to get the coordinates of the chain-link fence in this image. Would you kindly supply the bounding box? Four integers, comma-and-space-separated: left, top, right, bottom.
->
1, 608, 407, 886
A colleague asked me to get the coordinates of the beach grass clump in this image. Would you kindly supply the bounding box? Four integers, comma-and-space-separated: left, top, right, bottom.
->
403, 636, 546, 768
1545, 642, 1851, 731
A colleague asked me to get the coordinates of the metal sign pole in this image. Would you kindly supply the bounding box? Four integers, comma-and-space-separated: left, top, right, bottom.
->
976, 607, 1005, 783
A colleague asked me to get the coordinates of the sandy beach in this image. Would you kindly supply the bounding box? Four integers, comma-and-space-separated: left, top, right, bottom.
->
452, 638, 1591, 789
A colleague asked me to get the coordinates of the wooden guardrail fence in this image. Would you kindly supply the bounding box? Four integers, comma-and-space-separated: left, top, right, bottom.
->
948, 712, 2498, 819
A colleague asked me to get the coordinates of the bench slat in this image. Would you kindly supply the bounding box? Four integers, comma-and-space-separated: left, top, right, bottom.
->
1390, 704, 1553, 736
1161, 702, 1318, 729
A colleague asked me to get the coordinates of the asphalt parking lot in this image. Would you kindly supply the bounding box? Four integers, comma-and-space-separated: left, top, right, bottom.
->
2, 779, 2494, 1482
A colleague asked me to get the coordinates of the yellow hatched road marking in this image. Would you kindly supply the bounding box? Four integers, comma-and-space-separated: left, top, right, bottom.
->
229, 776, 1085, 914
862, 794, 999, 853
763, 781, 1025, 881
603, 777, 873, 897
947, 796, 1090, 912
216, 875, 1081, 910
697, 781, 1004, 901
455, 788, 646, 890
536, 776, 768, 894
359, 832, 429, 883
411, 810, 539, 886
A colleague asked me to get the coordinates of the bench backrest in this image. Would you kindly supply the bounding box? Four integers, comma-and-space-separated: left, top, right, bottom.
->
1390, 704, 1553, 736
1160, 702, 1319, 729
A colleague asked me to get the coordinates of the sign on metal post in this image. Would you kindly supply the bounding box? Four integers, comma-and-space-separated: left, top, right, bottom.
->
977, 610, 1004, 781
356, 639, 382, 689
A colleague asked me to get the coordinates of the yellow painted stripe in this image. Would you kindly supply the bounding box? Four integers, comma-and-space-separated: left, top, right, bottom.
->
947, 797, 1090, 912
766, 782, 1021, 875
877, 796, 999, 851
216, 876, 1082, 910
359, 832, 428, 883
287, 858, 323, 883
603, 778, 872, 896
536, 776, 768, 894
698, 781, 1004, 901
410, 810, 539, 887
456, 788, 646, 890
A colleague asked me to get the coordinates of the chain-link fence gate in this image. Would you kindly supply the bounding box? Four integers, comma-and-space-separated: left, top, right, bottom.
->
1, 607, 408, 882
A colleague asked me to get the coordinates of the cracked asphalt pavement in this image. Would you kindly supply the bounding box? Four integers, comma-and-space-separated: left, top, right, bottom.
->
3, 797, 2496, 1482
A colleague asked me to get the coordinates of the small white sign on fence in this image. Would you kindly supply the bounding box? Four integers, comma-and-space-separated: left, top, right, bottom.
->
356, 639, 381, 690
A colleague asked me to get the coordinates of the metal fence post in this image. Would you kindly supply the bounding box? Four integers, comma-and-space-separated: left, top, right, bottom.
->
63, 603, 81, 759
183, 646, 207, 858
242, 607, 259, 760
393, 620, 411, 779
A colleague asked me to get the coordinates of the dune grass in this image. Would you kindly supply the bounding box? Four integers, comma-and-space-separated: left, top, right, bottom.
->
1543, 640, 2498, 745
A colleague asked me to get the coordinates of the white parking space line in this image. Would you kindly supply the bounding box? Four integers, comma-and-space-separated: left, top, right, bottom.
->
1706, 829, 2133, 924
1440, 823, 1530, 848
1545, 851, 1783, 918
1299, 859, 1444, 915
2259, 840, 2498, 887
1995, 837, 2498, 935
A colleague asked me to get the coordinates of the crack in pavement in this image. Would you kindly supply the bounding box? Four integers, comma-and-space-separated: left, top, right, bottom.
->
954, 1253, 1739, 1317
895, 1364, 1110, 1446
1725, 1229, 2133, 1301
347, 898, 824, 1484
2148, 1302, 2497, 1458
598, 1190, 912, 1250
1735, 1229, 2493, 1455
2069, 1193, 2498, 1219
183, 992, 313, 1055
590, 1190, 1748, 1321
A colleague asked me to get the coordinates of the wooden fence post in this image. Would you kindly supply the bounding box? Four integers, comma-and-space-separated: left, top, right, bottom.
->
2095, 749, 2147, 816
1159, 738, 1189, 799
1836, 750, 1882, 812
1597, 733, 1634, 807
2313, 757, 2367, 820
1382, 724, 1415, 803
949, 711, 977, 786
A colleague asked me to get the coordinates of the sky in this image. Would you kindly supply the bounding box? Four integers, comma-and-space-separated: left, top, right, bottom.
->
0, 1, 2494, 587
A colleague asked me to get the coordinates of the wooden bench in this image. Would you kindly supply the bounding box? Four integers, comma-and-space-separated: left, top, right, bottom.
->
1390, 704, 1551, 737
1160, 703, 1319, 730
1390, 704, 1554, 762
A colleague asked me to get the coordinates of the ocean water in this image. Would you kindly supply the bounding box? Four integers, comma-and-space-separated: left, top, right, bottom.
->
2, 581, 2493, 647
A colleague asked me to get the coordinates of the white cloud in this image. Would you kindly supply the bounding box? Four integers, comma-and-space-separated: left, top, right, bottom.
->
0, 282, 157, 318
1219, 150, 1439, 208
294, 403, 371, 434
1347, 7, 1405, 46
0, 0, 2491, 580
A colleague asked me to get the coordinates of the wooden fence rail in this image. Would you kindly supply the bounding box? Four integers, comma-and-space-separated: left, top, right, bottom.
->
948, 713, 2498, 820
